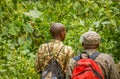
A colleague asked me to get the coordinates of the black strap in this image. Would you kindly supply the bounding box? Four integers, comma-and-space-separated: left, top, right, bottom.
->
91, 66, 103, 79
99, 63, 107, 79
72, 70, 92, 79
72, 66, 103, 79
73, 54, 81, 61
57, 46, 64, 57
80, 52, 89, 59
63, 53, 68, 77
74, 52, 100, 61
107, 66, 112, 79
47, 43, 52, 57
47, 43, 64, 58
90, 52, 100, 60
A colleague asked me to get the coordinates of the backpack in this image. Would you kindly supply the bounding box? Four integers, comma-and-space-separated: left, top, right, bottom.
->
72, 52, 104, 79
41, 43, 65, 79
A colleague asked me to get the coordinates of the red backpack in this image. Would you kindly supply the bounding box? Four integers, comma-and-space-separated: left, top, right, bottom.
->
72, 52, 104, 79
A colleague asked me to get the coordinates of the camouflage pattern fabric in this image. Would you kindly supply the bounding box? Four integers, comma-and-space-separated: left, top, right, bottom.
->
34, 39, 74, 76
67, 49, 120, 79
80, 31, 100, 44
116, 62, 120, 75
67, 31, 120, 79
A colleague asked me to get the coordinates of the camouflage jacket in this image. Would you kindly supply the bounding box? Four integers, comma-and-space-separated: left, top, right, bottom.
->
34, 39, 74, 75
67, 49, 120, 79
116, 62, 120, 76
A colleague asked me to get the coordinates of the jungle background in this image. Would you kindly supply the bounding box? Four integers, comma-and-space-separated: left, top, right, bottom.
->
0, 0, 120, 78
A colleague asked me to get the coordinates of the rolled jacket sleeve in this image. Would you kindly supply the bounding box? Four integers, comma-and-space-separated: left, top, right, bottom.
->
34, 45, 43, 74
66, 58, 76, 79
96, 54, 120, 79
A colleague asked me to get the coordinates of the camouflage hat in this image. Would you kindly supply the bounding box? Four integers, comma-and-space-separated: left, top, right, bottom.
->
81, 31, 101, 44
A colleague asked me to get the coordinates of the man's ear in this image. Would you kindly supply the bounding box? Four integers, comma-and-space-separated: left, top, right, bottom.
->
96, 44, 99, 48
82, 42, 84, 46
82, 42, 86, 49
60, 31, 65, 41
61, 31, 64, 38
57, 31, 62, 38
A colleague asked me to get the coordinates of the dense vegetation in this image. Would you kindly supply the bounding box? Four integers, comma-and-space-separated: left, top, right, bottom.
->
0, 0, 120, 78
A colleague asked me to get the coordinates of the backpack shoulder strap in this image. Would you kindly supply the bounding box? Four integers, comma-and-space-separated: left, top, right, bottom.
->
73, 54, 81, 61
74, 52, 101, 61
47, 43, 52, 57
57, 46, 64, 57
47, 43, 64, 58
73, 52, 101, 61
90, 52, 100, 60
73, 52, 89, 61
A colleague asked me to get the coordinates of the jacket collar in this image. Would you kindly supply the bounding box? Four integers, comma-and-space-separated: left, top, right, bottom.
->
84, 49, 98, 55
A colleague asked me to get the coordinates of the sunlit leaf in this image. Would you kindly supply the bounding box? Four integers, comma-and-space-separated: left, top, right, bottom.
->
93, 21, 100, 28
73, 1, 80, 10
8, 24, 17, 35
79, 19, 85, 26
110, 19, 116, 26
9, 67, 15, 71
0, 69, 6, 73
18, 37, 25, 45
101, 21, 110, 25
1, 0, 120, 78
23, 10, 42, 18
21, 49, 30, 55
24, 23, 33, 33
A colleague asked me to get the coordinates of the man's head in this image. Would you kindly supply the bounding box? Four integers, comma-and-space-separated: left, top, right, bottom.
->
81, 31, 101, 49
50, 23, 66, 41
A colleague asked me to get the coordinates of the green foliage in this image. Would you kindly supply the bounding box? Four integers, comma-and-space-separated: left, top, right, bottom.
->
0, 0, 120, 78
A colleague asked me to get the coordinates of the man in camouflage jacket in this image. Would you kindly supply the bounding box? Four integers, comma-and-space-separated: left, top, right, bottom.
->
67, 31, 120, 79
34, 23, 74, 78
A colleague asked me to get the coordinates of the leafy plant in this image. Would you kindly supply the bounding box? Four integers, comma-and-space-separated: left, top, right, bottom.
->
0, 0, 120, 78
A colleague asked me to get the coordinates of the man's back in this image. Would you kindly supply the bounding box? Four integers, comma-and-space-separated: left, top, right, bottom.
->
68, 49, 120, 79
35, 39, 73, 75
96, 53, 119, 79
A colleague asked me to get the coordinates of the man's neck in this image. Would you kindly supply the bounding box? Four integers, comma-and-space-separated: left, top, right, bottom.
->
84, 49, 97, 55
53, 37, 62, 41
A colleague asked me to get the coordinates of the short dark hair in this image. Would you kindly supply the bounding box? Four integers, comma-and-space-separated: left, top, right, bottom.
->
50, 23, 65, 37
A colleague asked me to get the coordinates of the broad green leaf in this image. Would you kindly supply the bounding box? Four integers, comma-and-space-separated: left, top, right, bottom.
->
0, 11, 3, 17
23, 10, 42, 19
15, 21, 23, 27
1, 26, 9, 36
84, 8, 89, 13
26, 37, 32, 45
18, 37, 25, 45
0, 69, 6, 73
28, 53, 35, 58
29, 10, 42, 18
93, 21, 100, 28
8, 24, 17, 35
110, 19, 116, 26
1, 0, 120, 78
101, 21, 110, 25
73, 1, 80, 10
9, 67, 15, 71
79, 19, 85, 26
24, 23, 33, 33
21, 49, 30, 55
